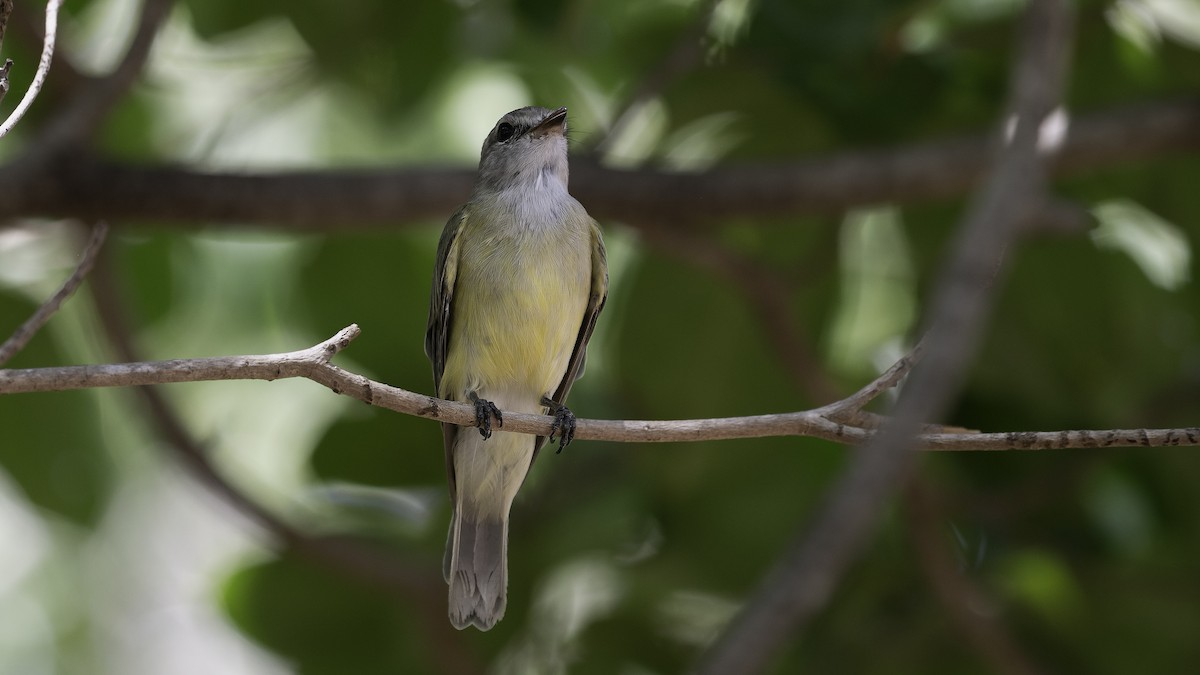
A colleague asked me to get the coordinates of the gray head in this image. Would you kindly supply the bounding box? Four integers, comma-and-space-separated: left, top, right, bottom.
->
473, 106, 570, 195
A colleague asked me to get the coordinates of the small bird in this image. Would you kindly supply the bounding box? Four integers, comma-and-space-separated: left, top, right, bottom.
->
425, 106, 608, 631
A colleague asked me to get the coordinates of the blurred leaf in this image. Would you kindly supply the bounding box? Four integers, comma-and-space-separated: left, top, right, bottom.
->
223, 551, 440, 675
0, 291, 113, 525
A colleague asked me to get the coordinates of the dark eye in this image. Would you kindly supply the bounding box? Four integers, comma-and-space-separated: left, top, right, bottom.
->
495, 122, 515, 142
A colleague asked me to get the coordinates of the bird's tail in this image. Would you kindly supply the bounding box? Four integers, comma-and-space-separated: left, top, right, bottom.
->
444, 507, 508, 630
444, 426, 532, 631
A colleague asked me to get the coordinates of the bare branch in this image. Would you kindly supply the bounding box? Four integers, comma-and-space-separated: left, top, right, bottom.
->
0, 221, 108, 366
693, 2, 1076, 673
0, 0, 63, 139
2, 324, 1196, 450
816, 339, 925, 419
0, 98, 1195, 228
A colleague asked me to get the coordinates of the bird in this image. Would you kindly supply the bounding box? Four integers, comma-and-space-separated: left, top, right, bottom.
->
425, 106, 608, 631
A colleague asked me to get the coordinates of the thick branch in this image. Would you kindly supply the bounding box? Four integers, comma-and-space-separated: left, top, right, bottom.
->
693, 2, 1076, 673
0, 99, 1195, 227
2, 325, 1195, 450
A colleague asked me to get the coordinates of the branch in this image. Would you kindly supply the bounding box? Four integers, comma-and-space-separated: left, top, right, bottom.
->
0, 98, 1195, 227
0, 0, 13, 107
0, 221, 108, 366
0, 0, 12, 47
0, 0, 63, 139
2, 324, 1195, 450
693, 2, 1076, 673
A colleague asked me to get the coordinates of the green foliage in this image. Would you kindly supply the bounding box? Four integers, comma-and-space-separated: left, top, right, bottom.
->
2, 0, 1200, 673
0, 291, 113, 524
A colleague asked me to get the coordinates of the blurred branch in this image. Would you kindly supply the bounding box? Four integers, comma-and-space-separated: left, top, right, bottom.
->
0, 0, 11, 46
87, 255, 486, 675
0, 98, 1196, 227
0, 0, 13, 106
905, 479, 1049, 675
639, 227, 841, 404
0, 220, 108, 366
3, 323, 1197, 450
0, 0, 62, 139
694, 2, 1076, 673
586, 0, 721, 155
38, 0, 174, 147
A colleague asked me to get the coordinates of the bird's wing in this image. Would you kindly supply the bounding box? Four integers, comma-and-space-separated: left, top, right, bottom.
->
426, 207, 467, 500
533, 219, 609, 459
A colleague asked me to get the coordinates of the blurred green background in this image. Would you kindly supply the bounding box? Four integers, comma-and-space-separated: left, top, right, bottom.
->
1, 0, 1199, 673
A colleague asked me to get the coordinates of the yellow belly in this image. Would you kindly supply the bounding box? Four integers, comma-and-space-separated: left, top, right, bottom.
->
440, 219, 590, 409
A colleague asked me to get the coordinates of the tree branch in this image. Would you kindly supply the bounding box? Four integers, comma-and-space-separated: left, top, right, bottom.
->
693, 2, 1076, 673
0, 221, 108, 366
0, 98, 1195, 228
0, 0, 12, 47
0, 0, 14, 107
2, 324, 1195, 450
0, 0, 63, 139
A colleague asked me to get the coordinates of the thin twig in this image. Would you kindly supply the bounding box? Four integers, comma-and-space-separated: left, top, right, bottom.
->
0, 222, 109, 366
693, 3, 1076, 673
3, 324, 1195, 450
0, 0, 63, 139
816, 339, 925, 419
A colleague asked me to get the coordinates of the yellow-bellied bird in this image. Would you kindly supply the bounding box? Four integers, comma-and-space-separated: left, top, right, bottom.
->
426, 106, 608, 631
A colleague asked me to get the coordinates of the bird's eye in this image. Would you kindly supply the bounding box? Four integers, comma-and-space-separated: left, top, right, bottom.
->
495, 122, 515, 142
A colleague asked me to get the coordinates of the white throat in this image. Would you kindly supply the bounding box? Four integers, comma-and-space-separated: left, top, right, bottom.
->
496, 166, 572, 231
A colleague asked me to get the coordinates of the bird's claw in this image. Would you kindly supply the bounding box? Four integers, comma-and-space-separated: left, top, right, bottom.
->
471, 396, 503, 439
544, 399, 577, 453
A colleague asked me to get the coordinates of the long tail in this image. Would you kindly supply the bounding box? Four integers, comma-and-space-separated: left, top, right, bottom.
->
443, 428, 531, 631
444, 507, 508, 630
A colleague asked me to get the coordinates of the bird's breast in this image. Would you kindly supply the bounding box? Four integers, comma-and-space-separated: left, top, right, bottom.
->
443, 211, 591, 403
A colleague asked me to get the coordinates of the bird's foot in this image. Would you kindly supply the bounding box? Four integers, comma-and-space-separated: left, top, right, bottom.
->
541, 397, 576, 453
469, 393, 503, 440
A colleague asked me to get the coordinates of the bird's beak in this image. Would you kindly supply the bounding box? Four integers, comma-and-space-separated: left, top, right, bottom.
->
531, 107, 568, 137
